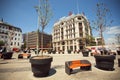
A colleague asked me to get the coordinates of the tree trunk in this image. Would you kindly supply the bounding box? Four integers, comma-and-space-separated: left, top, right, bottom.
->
41, 28, 44, 56
100, 25, 105, 55
37, 29, 39, 56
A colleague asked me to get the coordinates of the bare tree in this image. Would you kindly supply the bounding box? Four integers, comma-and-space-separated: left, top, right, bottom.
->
35, 0, 52, 56
115, 34, 120, 46
92, 3, 113, 48
5, 30, 15, 52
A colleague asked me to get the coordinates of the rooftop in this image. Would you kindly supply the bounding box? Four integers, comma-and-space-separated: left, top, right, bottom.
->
54, 13, 89, 26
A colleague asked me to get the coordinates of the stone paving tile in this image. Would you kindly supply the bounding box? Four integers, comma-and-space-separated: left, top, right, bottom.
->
0, 67, 31, 73
0, 53, 120, 80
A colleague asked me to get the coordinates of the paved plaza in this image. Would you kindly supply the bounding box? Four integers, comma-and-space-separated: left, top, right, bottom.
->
0, 52, 120, 80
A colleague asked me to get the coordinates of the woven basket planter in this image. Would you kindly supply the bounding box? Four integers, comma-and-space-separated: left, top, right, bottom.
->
30, 55, 53, 77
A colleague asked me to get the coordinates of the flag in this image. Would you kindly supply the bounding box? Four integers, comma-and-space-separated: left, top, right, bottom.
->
68, 11, 72, 16
82, 12, 85, 15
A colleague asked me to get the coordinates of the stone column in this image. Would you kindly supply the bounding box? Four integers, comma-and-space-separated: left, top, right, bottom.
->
76, 39, 79, 50
73, 40, 75, 51
65, 41, 67, 54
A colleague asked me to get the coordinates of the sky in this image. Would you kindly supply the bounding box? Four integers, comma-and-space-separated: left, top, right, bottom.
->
0, 0, 120, 44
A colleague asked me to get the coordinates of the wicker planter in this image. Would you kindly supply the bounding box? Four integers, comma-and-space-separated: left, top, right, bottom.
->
30, 55, 53, 77
94, 55, 115, 70
3, 52, 13, 59
118, 58, 120, 67
52, 50, 56, 54
67, 50, 71, 54
90, 53, 93, 56
117, 50, 120, 55
82, 51, 89, 57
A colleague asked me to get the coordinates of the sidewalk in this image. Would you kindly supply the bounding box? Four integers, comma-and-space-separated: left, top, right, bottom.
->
0, 52, 120, 80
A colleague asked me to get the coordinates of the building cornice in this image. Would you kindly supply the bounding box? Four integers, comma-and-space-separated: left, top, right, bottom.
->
0, 21, 22, 32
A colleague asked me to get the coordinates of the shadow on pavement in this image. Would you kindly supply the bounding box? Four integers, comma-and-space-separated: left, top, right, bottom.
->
48, 68, 56, 76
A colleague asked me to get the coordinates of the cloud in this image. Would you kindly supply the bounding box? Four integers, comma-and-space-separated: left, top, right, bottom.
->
108, 37, 116, 42
104, 26, 120, 44
106, 26, 120, 34
105, 37, 116, 44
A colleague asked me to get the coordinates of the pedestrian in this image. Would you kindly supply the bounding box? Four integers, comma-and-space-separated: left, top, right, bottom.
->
2, 46, 7, 54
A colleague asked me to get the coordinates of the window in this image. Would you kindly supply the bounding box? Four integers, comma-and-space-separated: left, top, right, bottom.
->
18, 42, 19, 46
70, 40, 73, 44
15, 38, 17, 40
18, 34, 20, 36
1, 36, 4, 38
61, 22, 64, 25
2, 26, 4, 29
11, 42, 13, 46
80, 33, 83, 37
11, 37, 13, 40
78, 17, 81, 20
5, 36, 7, 38
14, 42, 16, 45
79, 23, 82, 27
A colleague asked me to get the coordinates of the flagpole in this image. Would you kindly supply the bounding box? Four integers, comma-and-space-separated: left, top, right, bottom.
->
77, 0, 79, 14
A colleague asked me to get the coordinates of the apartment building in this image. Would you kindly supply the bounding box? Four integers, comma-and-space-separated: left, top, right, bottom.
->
52, 14, 92, 53
23, 31, 52, 50
0, 20, 22, 51
95, 37, 103, 46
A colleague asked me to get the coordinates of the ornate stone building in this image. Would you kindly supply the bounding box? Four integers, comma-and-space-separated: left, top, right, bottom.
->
52, 14, 92, 53
0, 20, 22, 51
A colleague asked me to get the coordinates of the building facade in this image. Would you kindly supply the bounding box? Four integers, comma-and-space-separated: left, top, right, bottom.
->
0, 20, 22, 51
95, 37, 103, 46
52, 14, 92, 53
23, 31, 52, 50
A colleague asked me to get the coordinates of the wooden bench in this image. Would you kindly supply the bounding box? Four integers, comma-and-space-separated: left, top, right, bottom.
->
0, 53, 2, 58
65, 60, 91, 75
18, 53, 31, 59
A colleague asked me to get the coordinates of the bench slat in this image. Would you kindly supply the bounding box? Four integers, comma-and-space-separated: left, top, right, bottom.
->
69, 63, 91, 69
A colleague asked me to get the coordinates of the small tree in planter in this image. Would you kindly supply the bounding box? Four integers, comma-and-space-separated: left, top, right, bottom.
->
77, 49, 80, 54
1, 30, 14, 59
92, 3, 113, 55
52, 50, 56, 54
67, 49, 71, 54
48, 49, 52, 54
29, 0, 53, 77
117, 47, 120, 55
82, 48, 89, 57
115, 34, 120, 55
